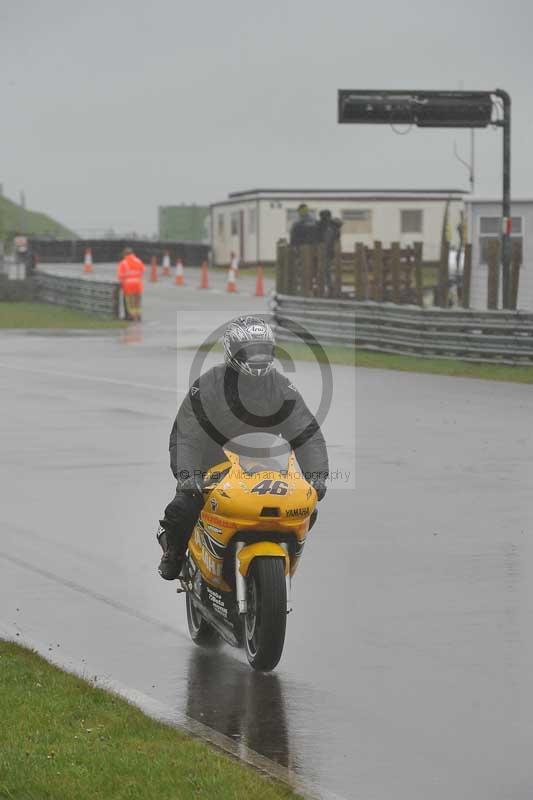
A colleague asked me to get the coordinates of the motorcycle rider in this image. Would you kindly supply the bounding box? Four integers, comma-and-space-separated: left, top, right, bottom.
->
157, 315, 329, 580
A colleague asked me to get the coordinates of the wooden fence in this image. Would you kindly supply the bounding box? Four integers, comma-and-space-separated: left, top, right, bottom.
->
277, 238, 522, 310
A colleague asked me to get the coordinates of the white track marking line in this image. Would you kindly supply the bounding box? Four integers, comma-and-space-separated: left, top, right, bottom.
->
0, 362, 186, 394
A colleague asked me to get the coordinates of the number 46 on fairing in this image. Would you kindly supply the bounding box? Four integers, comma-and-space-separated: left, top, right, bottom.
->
251, 479, 288, 496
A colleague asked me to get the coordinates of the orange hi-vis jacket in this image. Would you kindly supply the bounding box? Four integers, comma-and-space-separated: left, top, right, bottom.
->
117, 254, 145, 295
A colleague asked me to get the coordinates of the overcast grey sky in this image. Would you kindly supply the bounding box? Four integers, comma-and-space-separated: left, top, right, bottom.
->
1, 0, 532, 235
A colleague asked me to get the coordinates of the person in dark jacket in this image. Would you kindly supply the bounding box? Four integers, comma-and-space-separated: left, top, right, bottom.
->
316, 209, 339, 294
289, 203, 318, 246
157, 315, 329, 580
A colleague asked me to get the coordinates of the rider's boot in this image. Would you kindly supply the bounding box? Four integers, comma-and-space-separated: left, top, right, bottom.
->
157, 521, 183, 581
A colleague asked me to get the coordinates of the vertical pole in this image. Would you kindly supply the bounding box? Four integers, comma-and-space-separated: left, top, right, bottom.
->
438, 240, 450, 308
301, 244, 313, 297
391, 242, 401, 304
276, 240, 283, 294
462, 243, 472, 309
414, 241, 423, 307
373, 241, 383, 302
510, 238, 521, 310
355, 243, 365, 300
256, 197, 260, 269
487, 238, 500, 310
496, 90, 511, 309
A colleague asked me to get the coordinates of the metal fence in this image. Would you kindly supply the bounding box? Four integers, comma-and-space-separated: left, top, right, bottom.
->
272, 294, 533, 364
29, 238, 210, 266
34, 272, 120, 318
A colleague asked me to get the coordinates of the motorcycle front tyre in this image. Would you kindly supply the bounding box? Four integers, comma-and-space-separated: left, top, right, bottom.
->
244, 557, 287, 671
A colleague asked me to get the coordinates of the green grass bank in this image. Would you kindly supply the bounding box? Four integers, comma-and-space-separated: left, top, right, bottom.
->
0, 641, 301, 800
0, 303, 126, 329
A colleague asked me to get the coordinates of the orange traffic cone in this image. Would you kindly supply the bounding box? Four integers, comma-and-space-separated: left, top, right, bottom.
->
83, 247, 93, 274
150, 256, 158, 282
162, 251, 171, 276
226, 264, 238, 293
175, 258, 185, 286
199, 260, 209, 289
255, 265, 265, 297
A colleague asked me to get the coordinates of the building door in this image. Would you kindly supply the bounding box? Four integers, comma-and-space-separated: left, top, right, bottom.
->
239, 210, 245, 264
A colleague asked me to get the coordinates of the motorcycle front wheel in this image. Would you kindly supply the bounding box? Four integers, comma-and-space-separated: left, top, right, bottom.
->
186, 592, 220, 647
244, 557, 287, 671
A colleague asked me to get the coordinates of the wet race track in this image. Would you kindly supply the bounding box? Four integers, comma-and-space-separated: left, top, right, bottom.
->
1, 267, 533, 799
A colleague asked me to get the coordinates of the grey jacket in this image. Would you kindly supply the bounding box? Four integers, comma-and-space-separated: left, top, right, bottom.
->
169, 364, 328, 481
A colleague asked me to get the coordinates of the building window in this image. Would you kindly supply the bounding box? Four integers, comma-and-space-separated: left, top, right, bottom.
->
479, 216, 523, 264
249, 208, 256, 235
231, 212, 239, 236
217, 213, 224, 237
341, 209, 372, 234
400, 209, 423, 234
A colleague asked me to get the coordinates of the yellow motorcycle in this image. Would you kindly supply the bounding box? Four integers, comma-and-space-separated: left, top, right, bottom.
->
179, 433, 318, 671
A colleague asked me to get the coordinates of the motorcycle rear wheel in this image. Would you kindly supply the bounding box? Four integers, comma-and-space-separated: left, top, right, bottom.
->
244, 557, 287, 671
186, 592, 220, 647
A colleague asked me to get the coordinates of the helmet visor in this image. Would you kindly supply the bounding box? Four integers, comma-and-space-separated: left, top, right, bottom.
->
231, 341, 274, 371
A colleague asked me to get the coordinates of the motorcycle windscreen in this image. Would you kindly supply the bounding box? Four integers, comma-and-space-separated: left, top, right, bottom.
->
224, 432, 291, 474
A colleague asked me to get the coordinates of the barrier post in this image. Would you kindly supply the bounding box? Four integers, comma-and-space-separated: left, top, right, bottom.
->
301, 244, 313, 297
391, 241, 401, 304
462, 243, 472, 309
438, 240, 449, 307
316, 243, 326, 298
414, 242, 424, 307
487, 239, 500, 309
355, 243, 366, 301
510, 239, 522, 310
373, 241, 383, 302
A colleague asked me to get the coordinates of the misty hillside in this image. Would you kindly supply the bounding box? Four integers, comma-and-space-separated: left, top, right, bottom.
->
0, 194, 75, 240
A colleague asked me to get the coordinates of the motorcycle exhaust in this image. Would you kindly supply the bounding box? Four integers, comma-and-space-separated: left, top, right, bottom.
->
189, 592, 240, 648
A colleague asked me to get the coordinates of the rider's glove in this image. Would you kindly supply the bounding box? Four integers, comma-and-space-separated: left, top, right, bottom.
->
176, 471, 203, 497
309, 477, 327, 502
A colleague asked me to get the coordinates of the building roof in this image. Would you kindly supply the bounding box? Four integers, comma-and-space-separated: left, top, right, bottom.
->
211, 187, 466, 209
228, 188, 466, 198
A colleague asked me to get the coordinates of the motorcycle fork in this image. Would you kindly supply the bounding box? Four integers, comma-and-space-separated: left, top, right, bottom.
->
235, 542, 247, 614
281, 542, 292, 613
235, 541, 293, 615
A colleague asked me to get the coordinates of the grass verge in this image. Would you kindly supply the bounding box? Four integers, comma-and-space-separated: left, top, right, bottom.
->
0, 641, 301, 800
194, 340, 355, 367
354, 348, 533, 383
0, 303, 126, 329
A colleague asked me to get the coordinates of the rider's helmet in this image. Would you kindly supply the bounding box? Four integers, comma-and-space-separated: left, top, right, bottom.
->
223, 316, 275, 377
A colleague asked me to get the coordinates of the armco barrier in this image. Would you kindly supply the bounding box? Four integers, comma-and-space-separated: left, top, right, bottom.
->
272, 294, 533, 364
34, 272, 120, 318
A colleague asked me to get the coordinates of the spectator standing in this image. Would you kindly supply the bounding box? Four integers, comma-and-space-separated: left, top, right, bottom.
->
289, 203, 318, 246
316, 209, 339, 295
117, 247, 145, 322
